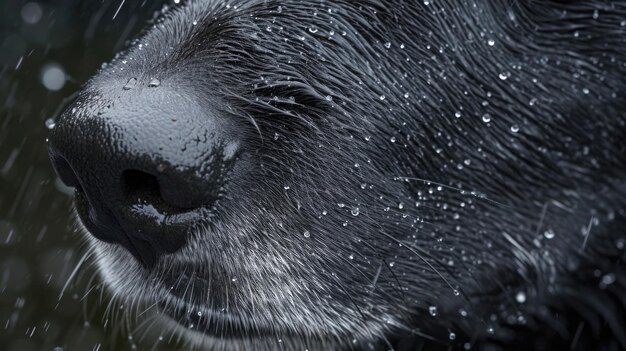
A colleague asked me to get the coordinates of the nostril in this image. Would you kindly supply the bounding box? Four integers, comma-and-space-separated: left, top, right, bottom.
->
122, 169, 164, 206
50, 154, 83, 191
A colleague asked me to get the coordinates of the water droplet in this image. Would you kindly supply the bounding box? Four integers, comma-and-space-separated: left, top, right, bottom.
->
449, 332, 457, 340
482, 114, 491, 123
384, 42, 391, 49
390, 136, 396, 143
510, 124, 520, 133
123, 78, 137, 90
45, 118, 56, 130
487, 39, 495, 46
351, 207, 360, 216
308, 27, 318, 33
543, 228, 555, 239
428, 306, 438, 316
303, 231, 310, 238
149, 78, 161, 87
499, 72, 510, 80
41, 64, 66, 91
455, 111, 462, 118
601, 273, 616, 286
398, 202, 404, 209
515, 291, 526, 303
325, 95, 333, 102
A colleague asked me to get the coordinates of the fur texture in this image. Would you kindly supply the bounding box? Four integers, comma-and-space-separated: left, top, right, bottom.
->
65, 0, 626, 350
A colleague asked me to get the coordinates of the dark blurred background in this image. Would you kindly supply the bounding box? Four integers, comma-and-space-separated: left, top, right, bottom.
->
0, 1, 185, 350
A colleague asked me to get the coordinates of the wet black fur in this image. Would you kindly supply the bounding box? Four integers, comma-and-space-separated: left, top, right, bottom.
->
78, 0, 626, 350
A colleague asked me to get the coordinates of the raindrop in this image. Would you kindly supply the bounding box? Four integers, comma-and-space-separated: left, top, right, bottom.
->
351, 207, 360, 216
45, 118, 56, 130
308, 27, 318, 33
510, 124, 520, 133
21, 2, 43, 24
482, 114, 491, 123
515, 291, 526, 303
398, 202, 404, 209
487, 39, 495, 46
325, 95, 333, 102
428, 306, 438, 316
499, 72, 510, 80
384, 42, 391, 49
390, 136, 396, 143
454, 111, 462, 118
41, 64, 66, 91
449, 332, 457, 340
303, 230, 310, 238
0, 220, 17, 246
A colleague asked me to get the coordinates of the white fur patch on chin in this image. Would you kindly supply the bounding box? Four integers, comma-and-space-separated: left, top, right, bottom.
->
81, 224, 399, 349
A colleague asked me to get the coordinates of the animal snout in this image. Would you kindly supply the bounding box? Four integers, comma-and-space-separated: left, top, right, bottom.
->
47, 80, 239, 267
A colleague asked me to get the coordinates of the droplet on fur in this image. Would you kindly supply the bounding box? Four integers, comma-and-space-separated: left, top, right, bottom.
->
515, 291, 526, 303
390, 136, 396, 143
449, 332, 457, 340
303, 230, 310, 238
499, 72, 510, 80
543, 228, 555, 239
428, 306, 438, 316
398, 202, 404, 209
455, 111, 462, 118
123, 77, 137, 90
482, 114, 491, 123
149, 78, 161, 87
510, 124, 520, 133
601, 273, 616, 286
351, 207, 360, 216
487, 39, 495, 46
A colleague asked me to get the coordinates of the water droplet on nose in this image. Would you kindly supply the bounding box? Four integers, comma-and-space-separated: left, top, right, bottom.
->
45, 118, 56, 130
123, 78, 137, 90
149, 78, 161, 87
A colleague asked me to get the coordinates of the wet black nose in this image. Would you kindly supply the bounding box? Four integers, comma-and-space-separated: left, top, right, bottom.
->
47, 81, 239, 267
